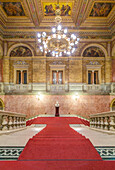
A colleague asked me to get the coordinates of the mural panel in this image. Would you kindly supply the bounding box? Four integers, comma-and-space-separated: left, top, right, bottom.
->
0, 2, 25, 16
10, 46, 32, 57
43, 3, 72, 16
90, 3, 114, 17
83, 46, 105, 57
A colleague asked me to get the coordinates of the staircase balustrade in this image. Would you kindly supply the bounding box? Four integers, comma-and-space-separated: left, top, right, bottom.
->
0, 110, 26, 131
90, 111, 115, 131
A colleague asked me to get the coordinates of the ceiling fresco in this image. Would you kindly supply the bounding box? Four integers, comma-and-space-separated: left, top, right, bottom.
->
0, 2, 25, 16
89, 2, 115, 17
43, 2, 72, 16
0, 0, 114, 37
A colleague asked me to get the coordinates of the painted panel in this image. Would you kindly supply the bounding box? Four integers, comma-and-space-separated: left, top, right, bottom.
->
83, 46, 105, 57
43, 3, 72, 16
0, 2, 25, 16
90, 3, 114, 17
10, 46, 32, 57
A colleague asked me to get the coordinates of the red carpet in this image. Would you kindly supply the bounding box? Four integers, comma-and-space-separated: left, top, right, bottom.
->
26, 117, 90, 126
1, 117, 115, 169
19, 118, 101, 160
0, 161, 115, 170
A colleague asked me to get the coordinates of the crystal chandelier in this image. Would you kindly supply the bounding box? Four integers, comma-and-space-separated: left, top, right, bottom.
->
37, 3, 80, 57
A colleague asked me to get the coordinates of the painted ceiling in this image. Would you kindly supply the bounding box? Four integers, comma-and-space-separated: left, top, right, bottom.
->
0, 0, 115, 37
1, 2, 25, 16
89, 2, 114, 17
43, 2, 72, 16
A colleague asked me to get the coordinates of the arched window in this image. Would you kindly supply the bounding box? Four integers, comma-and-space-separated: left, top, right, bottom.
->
0, 99, 4, 110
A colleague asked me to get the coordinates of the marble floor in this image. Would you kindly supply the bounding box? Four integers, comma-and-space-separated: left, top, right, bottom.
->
70, 125, 115, 146
0, 124, 115, 160
0, 125, 46, 146
0, 125, 115, 147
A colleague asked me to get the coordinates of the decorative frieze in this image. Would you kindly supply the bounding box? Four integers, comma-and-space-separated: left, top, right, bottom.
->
88, 61, 100, 65
13, 60, 29, 66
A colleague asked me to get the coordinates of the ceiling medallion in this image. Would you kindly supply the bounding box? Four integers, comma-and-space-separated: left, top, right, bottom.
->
37, 3, 80, 57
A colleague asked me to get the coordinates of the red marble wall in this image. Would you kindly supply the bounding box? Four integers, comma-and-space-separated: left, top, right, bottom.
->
112, 59, 115, 82
0, 94, 113, 119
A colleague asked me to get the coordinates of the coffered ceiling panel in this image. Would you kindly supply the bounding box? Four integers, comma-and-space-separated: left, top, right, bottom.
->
0, 0, 114, 37
0, 1, 26, 16
89, 2, 114, 17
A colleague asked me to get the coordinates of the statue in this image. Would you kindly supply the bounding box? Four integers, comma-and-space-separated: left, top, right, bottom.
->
55, 101, 59, 107
55, 101, 60, 117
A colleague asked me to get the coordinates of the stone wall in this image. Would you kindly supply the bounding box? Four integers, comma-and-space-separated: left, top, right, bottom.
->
0, 59, 3, 82
112, 59, 115, 82
0, 94, 112, 119
2, 40, 112, 85
33, 58, 46, 83
69, 59, 82, 83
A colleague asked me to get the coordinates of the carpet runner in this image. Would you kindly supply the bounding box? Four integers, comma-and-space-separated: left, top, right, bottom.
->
19, 117, 101, 160
0, 117, 115, 169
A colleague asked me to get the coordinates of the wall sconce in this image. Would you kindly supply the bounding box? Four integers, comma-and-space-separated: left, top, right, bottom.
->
73, 93, 80, 100
36, 93, 43, 100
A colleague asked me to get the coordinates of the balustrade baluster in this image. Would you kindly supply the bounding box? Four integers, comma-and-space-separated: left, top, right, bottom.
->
90, 118, 93, 127
96, 118, 98, 128
98, 117, 101, 129
104, 117, 109, 130
2, 115, 8, 130
110, 116, 115, 131
8, 116, 13, 130
12, 117, 14, 129
100, 117, 103, 129
14, 117, 17, 129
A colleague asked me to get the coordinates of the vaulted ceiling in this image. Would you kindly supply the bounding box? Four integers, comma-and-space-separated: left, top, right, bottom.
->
0, 0, 115, 38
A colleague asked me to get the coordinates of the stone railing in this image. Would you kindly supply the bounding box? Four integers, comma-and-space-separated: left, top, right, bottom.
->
111, 83, 115, 94
0, 83, 4, 93
90, 111, 115, 131
0, 83, 112, 94
83, 84, 111, 94
50, 84, 66, 93
0, 110, 26, 131
3, 83, 46, 94
4, 84, 32, 93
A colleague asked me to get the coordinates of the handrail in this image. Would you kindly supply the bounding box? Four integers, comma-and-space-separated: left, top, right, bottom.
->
90, 111, 115, 131
0, 110, 26, 131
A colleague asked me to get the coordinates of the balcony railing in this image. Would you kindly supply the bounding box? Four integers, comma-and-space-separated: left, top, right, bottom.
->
4, 84, 32, 93
50, 84, 66, 93
111, 83, 115, 94
0, 83, 4, 93
83, 84, 111, 94
0, 82, 114, 94
0, 110, 26, 131
90, 111, 115, 131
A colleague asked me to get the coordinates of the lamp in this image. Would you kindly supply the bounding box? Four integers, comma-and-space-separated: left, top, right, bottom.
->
36, 93, 43, 100
73, 93, 80, 100
37, 1, 80, 57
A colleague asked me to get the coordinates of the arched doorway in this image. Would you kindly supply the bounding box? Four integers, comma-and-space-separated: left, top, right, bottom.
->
0, 99, 4, 110
110, 99, 115, 111
112, 101, 115, 111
